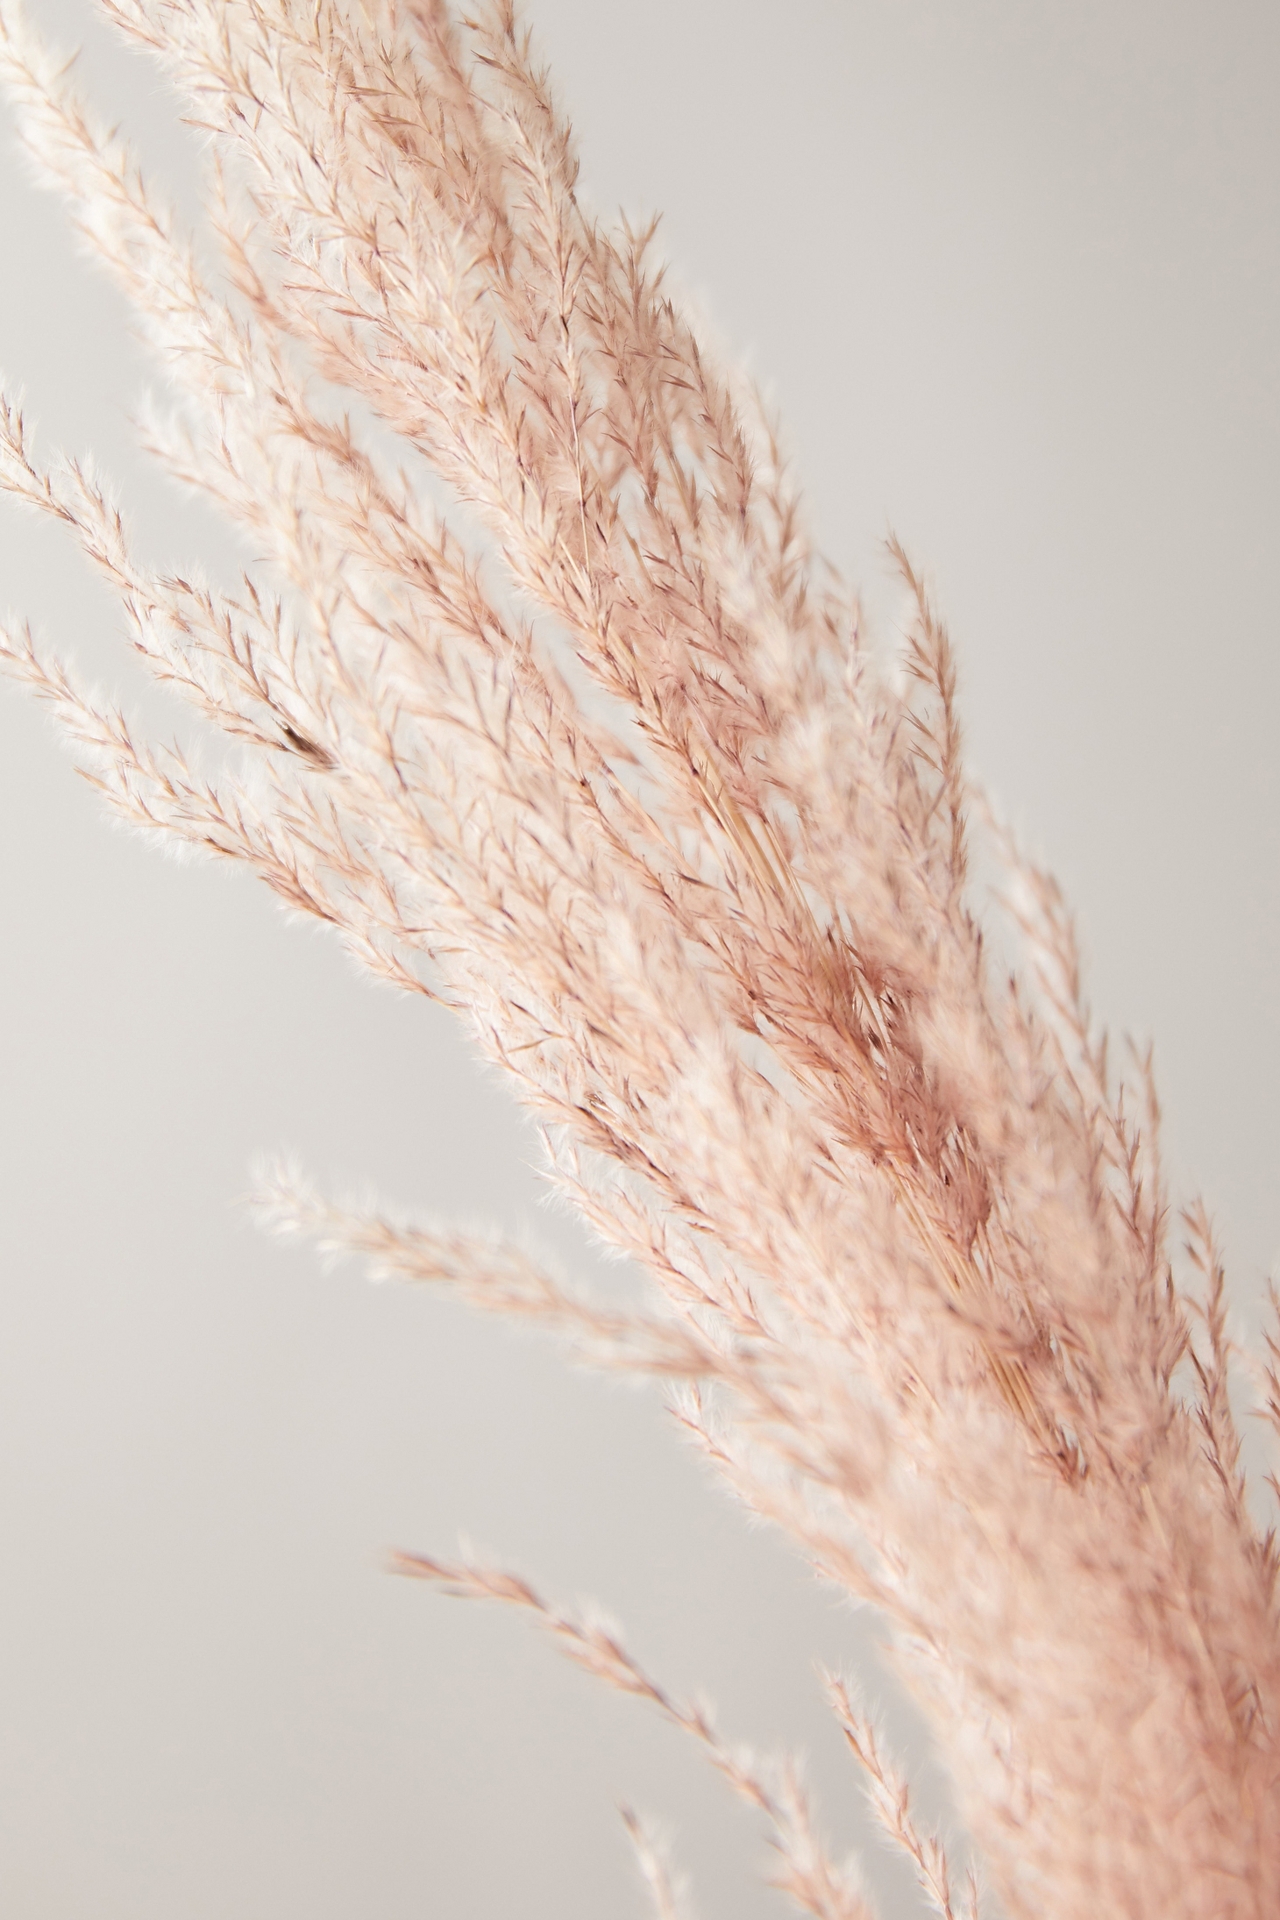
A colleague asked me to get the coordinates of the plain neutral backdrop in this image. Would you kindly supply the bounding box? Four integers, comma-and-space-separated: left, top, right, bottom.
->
0, 3, 1277, 1916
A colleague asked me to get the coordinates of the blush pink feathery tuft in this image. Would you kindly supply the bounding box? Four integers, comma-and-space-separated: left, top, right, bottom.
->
0, 2, 1278, 1914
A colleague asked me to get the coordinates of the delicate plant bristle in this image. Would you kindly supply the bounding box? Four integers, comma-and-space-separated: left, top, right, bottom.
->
1, 2, 1278, 1914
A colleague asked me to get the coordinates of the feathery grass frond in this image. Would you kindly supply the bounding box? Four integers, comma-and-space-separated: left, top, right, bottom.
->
619, 1809, 699, 1920
1, 0, 1278, 1913
393, 1551, 876, 1920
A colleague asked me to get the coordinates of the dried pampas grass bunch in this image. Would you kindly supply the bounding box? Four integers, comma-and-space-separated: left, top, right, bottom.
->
0, 2, 1277, 1915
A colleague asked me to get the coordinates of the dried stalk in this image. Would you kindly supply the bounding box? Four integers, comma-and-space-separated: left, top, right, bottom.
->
1, 2, 1278, 1913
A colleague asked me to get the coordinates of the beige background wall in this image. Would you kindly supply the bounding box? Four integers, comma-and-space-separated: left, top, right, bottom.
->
0, 2, 1276, 1915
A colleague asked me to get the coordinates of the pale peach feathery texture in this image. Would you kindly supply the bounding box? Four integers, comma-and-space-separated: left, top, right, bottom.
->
0, 3, 1277, 1915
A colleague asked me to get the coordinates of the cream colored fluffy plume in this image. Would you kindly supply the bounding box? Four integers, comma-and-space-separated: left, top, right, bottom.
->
1, 2, 1278, 1914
